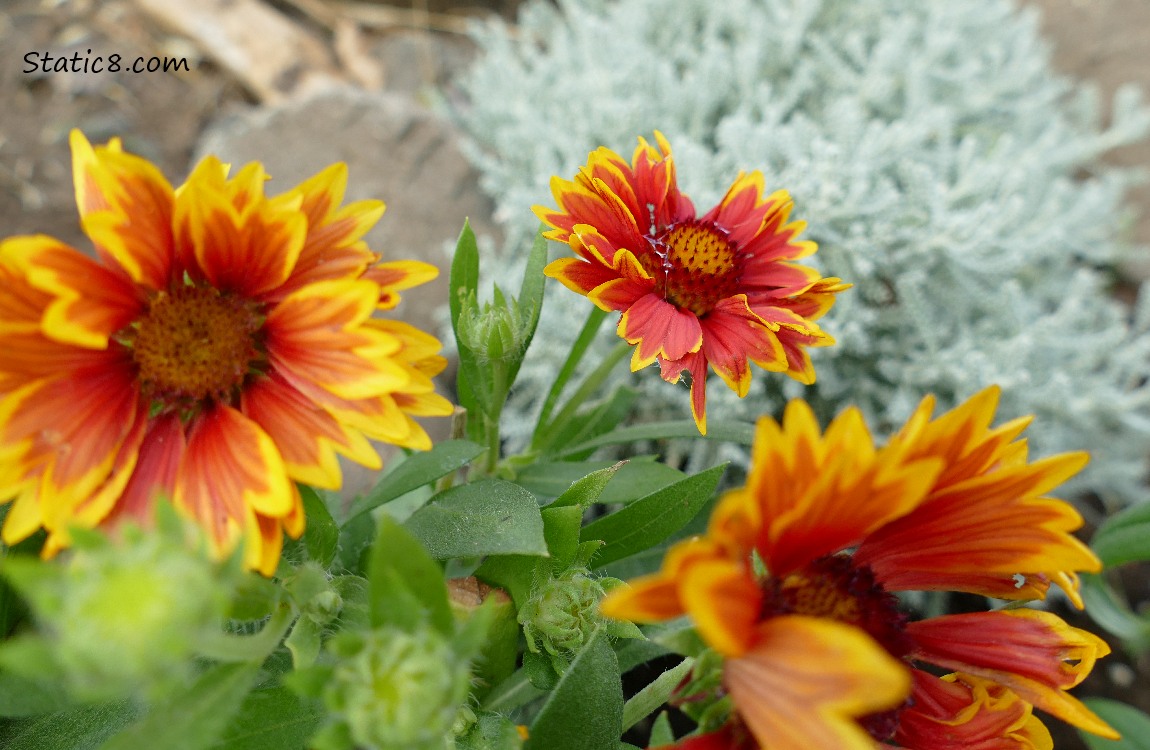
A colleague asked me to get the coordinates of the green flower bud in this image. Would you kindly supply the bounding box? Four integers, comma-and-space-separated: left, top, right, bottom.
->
322, 626, 472, 750
517, 570, 605, 673
284, 561, 343, 625
0, 514, 231, 701
455, 289, 527, 365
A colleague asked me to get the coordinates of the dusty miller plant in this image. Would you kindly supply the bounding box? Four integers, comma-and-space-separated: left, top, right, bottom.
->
453, 0, 1150, 507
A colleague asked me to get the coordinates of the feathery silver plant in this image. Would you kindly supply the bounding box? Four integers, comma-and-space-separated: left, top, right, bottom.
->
454, 0, 1150, 506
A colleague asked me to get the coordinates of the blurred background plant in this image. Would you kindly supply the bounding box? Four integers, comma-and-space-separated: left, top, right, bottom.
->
455, 0, 1150, 510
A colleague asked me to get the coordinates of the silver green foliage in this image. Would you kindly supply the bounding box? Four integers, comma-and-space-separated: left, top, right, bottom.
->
455, 0, 1150, 506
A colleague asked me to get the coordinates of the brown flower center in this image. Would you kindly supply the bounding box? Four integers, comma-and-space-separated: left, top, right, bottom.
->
131, 285, 261, 402
643, 219, 741, 316
760, 555, 913, 742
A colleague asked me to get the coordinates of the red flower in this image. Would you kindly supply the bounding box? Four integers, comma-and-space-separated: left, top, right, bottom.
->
0, 132, 451, 573
602, 388, 1115, 748
536, 133, 847, 433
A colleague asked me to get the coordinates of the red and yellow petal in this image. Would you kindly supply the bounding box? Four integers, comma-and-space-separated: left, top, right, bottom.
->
0, 360, 140, 528
908, 610, 1117, 739
3, 236, 142, 349
600, 537, 733, 624
699, 295, 787, 397
174, 405, 295, 574
723, 615, 911, 750
265, 279, 409, 400
241, 372, 381, 490
620, 293, 704, 369
895, 670, 1054, 750
744, 401, 942, 576
366, 260, 439, 310
70, 129, 177, 290
176, 165, 306, 298
680, 554, 763, 657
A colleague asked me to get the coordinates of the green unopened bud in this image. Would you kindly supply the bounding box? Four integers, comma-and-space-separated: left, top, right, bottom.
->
321, 626, 471, 750
284, 561, 343, 625
518, 570, 606, 673
455, 289, 527, 365
0, 512, 231, 701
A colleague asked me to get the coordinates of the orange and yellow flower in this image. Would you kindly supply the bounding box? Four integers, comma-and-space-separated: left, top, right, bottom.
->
601, 387, 1115, 749
0, 131, 451, 574
536, 132, 847, 434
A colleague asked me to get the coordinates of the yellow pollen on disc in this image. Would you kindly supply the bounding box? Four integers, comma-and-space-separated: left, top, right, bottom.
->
644, 220, 741, 316
132, 285, 260, 401
779, 572, 862, 622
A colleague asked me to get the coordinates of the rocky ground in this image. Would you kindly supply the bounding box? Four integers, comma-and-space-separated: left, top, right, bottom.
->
0, 1, 1147, 747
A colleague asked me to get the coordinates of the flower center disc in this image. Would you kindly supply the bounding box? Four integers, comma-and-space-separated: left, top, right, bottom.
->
762, 555, 912, 661
645, 220, 741, 317
132, 286, 260, 401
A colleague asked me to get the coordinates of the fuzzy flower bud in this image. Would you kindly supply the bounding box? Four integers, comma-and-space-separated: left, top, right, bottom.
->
0, 513, 231, 701
518, 570, 606, 673
321, 626, 472, 750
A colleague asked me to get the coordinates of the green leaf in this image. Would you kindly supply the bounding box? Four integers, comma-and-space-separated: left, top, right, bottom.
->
1081, 698, 1150, 749
1081, 574, 1150, 653
621, 658, 693, 732
1093, 503, 1150, 568
0, 702, 142, 750
404, 479, 548, 559
554, 387, 639, 461
481, 668, 547, 714
648, 712, 675, 747
297, 486, 338, 568
0, 671, 72, 717
615, 639, 671, 675
344, 440, 484, 523
518, 459, 686, 505
526, 629, 623, 750
506, 228, 549, 387
450, 220, 481, 332
542, 506, 584, 573
558, 421, 755, 458
211, 686, 324, 750
284, 616, 323, 670
473, 554, 538, 610
582, 464, 727, 569
450, 221, 484, 435
99, 663, 260, 750
549, 462, 625, 509
533, 306, 609, 442
367, 515, 452, 635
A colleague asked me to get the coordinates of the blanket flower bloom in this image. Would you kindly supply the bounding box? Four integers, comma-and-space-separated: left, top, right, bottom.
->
0, 131, 451, 574
536, 132, 847, 434
601, 387, 1116, 749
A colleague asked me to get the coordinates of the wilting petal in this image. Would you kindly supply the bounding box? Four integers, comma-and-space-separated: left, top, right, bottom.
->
724, 616, 911, 750
908, 610, 1117, 739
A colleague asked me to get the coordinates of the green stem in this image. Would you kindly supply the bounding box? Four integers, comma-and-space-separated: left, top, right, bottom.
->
534, 341, 631, 454
532, 306, 609, 445
484, 361, 509, 474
